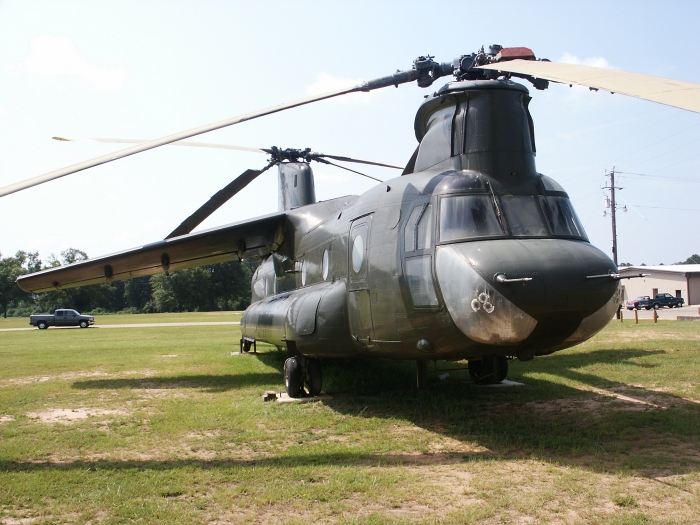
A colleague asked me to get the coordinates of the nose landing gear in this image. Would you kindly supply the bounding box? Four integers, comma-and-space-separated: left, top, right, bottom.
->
468, 355, 508, 384
284, 355, 322, 398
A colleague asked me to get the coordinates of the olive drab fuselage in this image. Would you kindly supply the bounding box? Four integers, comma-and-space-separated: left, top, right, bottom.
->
240, 80, 619, 362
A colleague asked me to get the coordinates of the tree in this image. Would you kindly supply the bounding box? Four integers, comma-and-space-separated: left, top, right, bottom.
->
677, 254, 700, 265
0, 250, 43, 317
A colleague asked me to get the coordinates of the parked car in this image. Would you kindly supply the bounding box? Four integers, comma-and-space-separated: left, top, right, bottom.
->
626, 296, 650, 310
30, 309, 95, 329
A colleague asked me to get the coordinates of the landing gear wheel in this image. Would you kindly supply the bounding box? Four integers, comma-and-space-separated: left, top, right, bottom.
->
79, 320, 88, 328
468, 356, 508, 385
37, 321, 48, 330
284, 357, 303, 398
306, 358, 322, 397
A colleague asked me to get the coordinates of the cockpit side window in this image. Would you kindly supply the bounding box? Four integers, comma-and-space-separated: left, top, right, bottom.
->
416, 204, 433, 250
540, 196, 588, 239
404, 206, 423, 253
500, 195, 549, 237
439, 195, 505, 242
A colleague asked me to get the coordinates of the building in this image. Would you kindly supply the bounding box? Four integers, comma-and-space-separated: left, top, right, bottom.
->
618, 265, 700, 305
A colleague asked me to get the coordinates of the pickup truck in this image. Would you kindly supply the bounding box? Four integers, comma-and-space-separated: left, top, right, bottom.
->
30, 309, 95, 329
629, 293, 684, 310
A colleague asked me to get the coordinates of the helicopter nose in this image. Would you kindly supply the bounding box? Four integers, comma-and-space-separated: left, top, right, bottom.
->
435, 240, 619, 346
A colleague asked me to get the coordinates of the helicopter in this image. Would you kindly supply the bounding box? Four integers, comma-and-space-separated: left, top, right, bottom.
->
6, 45, 700, 397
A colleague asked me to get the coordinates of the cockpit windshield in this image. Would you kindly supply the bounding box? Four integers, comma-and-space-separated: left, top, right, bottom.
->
438, 193, 588, 242
439, 195, 505, 242
540, 196, 587, 239
500, 195, 548, 237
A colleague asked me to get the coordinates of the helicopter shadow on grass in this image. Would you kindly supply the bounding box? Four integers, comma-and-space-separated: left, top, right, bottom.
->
316, 348, 700, 478
71, 372, 281, 393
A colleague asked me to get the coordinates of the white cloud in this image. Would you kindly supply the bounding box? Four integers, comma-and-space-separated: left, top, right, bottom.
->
558, 52, 616, 69
306, 73, 373, 104
5, 35, 128, 92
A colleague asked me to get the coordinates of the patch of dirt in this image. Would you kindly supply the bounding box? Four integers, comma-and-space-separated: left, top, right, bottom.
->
25, 408, 127, 424
0, 415, 15, 423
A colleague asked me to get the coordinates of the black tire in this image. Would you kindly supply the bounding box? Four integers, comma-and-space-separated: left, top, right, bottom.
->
645, 306, 651, 310
284, 357, 303, 398
468, 356, 508, 385
677, 301, 683, 308
306, 358, 322, 397
241, 340, 251, 353
636, 306, 641, 310
626, 307, 633, 311
653, 303, 660, 310
668, 304, 674, 309
79, 320, 88, 328
37, 321, 48, 330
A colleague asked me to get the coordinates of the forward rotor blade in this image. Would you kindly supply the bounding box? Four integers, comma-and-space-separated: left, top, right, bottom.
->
478, 60, 700, 113
53, 136, 266, 154
314, 158, 383, 183
316, 154, 402, 170
166, 163, 274, 239
0, 85, 361, 198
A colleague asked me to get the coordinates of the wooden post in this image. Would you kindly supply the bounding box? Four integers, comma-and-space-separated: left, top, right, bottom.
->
634, 309, 638, 324
653, 309, 658, 323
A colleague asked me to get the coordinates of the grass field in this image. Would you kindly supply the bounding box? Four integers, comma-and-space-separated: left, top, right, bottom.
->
1, 313, 699, 524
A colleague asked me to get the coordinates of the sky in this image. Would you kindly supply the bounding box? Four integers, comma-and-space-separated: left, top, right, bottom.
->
1, 0, 699, 266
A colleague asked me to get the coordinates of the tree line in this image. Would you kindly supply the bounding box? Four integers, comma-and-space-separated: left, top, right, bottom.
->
0, 248, 256, 318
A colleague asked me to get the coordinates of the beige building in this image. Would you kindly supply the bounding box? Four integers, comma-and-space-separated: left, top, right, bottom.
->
618, 265, 700, 305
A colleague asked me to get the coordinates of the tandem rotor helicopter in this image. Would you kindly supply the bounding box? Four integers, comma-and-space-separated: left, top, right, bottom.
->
5, 45, 700, 397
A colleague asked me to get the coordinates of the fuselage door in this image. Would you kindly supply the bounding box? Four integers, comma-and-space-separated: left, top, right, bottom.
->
348, 217, 373, 345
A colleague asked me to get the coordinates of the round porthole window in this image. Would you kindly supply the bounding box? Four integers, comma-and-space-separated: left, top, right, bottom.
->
352, 235, 364, 273
322, 249, 329, 280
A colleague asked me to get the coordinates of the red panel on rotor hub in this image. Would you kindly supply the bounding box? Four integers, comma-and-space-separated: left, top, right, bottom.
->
495, 47, 536, 61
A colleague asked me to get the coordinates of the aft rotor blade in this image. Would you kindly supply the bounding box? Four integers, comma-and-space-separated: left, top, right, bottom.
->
53, 136, 266, 154
478, 60, 700, 113
166, 163, 275, 239
0, 85, 361, 198
316, 154, 403, 170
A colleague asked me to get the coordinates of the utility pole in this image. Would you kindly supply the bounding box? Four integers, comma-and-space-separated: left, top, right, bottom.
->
603, 167, 624, 266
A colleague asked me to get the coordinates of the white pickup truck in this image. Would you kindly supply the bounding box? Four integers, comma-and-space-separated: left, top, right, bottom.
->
29, 309, 95, 329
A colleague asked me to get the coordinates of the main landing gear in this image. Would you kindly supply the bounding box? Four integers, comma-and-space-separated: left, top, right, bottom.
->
284, 355, 322, 398
468, 355, 508, 385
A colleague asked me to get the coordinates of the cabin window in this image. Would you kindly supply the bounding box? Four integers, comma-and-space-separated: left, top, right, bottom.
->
301, 260, 308, 286
439, 195, 504, 242
539, 196, 587, 239
351, 232, 365, 273
405, 256, 439, 306
322, 249, 329, 280
500, 195, 549, 237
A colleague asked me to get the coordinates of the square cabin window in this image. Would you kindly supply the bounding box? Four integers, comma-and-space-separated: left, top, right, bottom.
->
405, 256, 438, 307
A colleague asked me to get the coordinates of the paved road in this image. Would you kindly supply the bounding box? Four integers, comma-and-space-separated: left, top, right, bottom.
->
0, 321, 240, 332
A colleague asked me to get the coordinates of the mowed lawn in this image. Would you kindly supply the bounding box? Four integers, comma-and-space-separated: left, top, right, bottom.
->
1, 314, 699, 524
